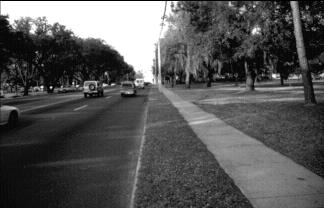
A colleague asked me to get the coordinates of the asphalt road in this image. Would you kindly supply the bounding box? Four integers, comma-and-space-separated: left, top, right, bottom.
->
0, 87, 149, 208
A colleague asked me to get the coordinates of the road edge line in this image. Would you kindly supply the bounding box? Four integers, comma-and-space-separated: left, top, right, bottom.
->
129, 90, 150, 208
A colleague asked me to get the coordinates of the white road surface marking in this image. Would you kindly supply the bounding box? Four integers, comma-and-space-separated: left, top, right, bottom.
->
21, 98, 77, 113
0, 140, 43, 148
73, 105, 88, 111
106, 96, 112, 99
27, 157, 119, 168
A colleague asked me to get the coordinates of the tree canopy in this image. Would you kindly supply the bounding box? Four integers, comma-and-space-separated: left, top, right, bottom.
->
155, 1, 324, 92
0, 15, 135, 94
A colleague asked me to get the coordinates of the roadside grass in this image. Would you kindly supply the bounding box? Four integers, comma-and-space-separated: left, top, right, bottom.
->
170, 81, 324, 178
134, 89, 253, 208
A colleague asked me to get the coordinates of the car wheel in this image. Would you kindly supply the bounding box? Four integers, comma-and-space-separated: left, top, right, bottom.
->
8, 111, 18, 128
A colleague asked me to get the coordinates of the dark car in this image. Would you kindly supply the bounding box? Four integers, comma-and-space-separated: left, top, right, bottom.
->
58, 85, 77, 93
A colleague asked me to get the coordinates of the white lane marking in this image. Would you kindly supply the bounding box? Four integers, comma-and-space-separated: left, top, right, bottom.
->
18, 90, 115, 113
0, 140, 43, 148
21, 98, 77, 113
106, 96, 112, 99
27, 157, 119, 168
73, 105, 88, 111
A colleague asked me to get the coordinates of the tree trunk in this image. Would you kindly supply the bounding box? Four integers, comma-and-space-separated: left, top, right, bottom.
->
280, 72, 285, 86
69, 75, 73, 85
268, 58, 275, 80
290, 1, 316, 104
185, 46, 191, 88
207, 78, 212, 87
217, 60, 223, 74
207, 67, 213, 88
245, 60, 255, 91
174, 69, 177, 87
172, 67, 176, 88
185, 72, 190, 88
23, 83, 29, 96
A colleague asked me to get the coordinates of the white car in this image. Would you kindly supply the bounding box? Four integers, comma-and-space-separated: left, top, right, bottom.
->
319, 72, 324, 79
83, 80, 104, 98
0, 105, 20, 128
120, 81, 137, 97
135, 78, 145, 89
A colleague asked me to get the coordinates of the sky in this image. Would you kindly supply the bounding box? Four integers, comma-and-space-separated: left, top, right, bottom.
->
1, 1, 171, 82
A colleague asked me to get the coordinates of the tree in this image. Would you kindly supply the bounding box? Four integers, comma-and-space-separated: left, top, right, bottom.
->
33, 19, 80, 92
166, 3, 201, 88
135, 71, 144, 79
174, 1, 249, 88
3, 16, 135, 93
0, 16, 13, 89
290, 1, 316, 104
159, 28, 187, 87
10, 17, 37, 96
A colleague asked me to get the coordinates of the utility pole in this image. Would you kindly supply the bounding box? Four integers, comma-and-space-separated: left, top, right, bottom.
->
154, 44, 158, 84
157, 1, 167, 91
157, 39, 162, 90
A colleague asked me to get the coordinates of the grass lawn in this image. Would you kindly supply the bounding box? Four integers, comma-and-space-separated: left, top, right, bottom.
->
170, 80, 324, 178
134, 88, 253, 208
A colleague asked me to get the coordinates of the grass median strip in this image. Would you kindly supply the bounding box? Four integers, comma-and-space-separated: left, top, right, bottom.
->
134, 88, 253, 208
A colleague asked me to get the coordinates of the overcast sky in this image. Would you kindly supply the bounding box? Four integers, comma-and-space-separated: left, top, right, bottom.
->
1, 1, 171, 82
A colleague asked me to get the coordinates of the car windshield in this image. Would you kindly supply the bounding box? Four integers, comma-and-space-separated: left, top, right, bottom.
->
122, 83, 133, 88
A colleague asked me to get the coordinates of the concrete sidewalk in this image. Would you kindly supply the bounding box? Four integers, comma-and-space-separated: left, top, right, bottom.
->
161, 86, 324, 208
